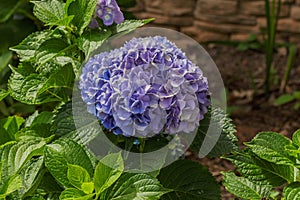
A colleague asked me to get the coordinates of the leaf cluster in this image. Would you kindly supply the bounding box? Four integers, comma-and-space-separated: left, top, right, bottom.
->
223, 130, 300, 200
0, 107, 226, 199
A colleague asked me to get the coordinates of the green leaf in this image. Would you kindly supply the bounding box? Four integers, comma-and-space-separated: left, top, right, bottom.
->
16, 111, 54, 140
35, 38, 71, 65
10, 30, 54, 62
283, 182, 300, 200
35, 171, 63, 197
51, 102, 76, 137
0, 140, 45, 179
0, 139, 46, 196
94, 152, 124, 194
0, 129, 10, 145
222, 172, 272, 200
189, 109, 211, 154
293, 102, 300, 110
8, 63, 48, 104
0, 175, 22, 197
0, 51, 12, 73
24, 111, 40, 127
32, 0, 72, 27
0, 116, 24, 132
42, 64, 75, 91
8, 71, 48, 104
44, 147, 71, 187
293, 91, 300, 99
67, 0, 98, 35
81, 182, 94, 194
39, 63, 75, 102
59, 188, 95, 200
78, 30, 111, 59
236, 43, 248, 51
115, 19, 154, 33
225, 151, 294, 185
245, 132, 295, 165
25, 111, 54, 128
0, 115, 24, 143
67, 164, 91, 190
0, 0, 24, 23
285, 144, 300, 160
292, 129, 300, 148
54, 56, 82, 77
15, 128, 54, 142
275, 94, 295, 106
17, 157, 44, 197
25, 195, 45, 200
9, 63, 74, 104
0, 161, 2, 180
51, 101, 99, 144
190, 107, 238, 158
44, 138, 94, 188
105, 173, 169, 200
0, 89, 9, 102
158, 159, 220, 200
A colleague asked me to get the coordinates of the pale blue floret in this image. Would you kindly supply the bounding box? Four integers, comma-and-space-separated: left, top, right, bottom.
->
92, 0, 124, 26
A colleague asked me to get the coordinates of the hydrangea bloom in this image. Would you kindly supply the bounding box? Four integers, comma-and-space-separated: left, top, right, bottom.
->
79, 36, 210, 137
92, 0, 124, 26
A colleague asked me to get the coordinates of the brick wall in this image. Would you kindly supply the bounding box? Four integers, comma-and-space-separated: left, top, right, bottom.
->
130, 0, 300, 44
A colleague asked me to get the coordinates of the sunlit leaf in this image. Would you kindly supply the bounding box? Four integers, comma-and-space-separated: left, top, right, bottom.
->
222, 172, 272, 200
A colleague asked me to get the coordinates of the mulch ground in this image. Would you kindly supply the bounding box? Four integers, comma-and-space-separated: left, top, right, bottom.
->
194, 44, 300, 199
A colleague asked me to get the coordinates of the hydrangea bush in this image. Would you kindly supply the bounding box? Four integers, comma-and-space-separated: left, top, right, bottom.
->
0, 0, 238, 199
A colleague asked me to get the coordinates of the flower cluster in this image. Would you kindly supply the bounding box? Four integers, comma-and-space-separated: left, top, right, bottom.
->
89, 0, 124, 27
79, 36, 210, 137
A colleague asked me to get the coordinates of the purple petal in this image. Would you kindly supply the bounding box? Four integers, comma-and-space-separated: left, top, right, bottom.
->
102, 13, 114, 26
88, 18, 99, 28
113, 9, 124, 24
159, 97, 173, 109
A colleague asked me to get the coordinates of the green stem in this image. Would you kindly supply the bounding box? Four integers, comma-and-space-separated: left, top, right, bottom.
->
280, 44, 296, 92
264, 0, 272, 94
139, 138, 146, 153
264, 0, 281, 94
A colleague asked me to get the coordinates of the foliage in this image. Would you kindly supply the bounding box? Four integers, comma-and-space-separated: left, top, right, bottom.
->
222, 130, 300, 199
190, 107, 238, 158
280, 44, 297, 92
236, 34, 263, 52
0, 0, 241, 199
0, 109, 233, 199
275, 91, 300, 110
264, 0, 281, 94
0, 0, 38, 118
158, 160, 220, 200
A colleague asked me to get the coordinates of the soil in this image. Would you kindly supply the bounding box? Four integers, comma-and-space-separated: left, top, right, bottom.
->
194, 44, 300, 199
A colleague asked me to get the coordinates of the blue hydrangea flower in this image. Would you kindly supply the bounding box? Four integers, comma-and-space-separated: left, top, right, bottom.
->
92, 0, 124, 26
79, 36, 210, 137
